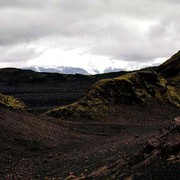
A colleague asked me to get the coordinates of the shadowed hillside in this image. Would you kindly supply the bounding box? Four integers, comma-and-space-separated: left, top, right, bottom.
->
0, 68, 126, 113
158, 50, 180, 82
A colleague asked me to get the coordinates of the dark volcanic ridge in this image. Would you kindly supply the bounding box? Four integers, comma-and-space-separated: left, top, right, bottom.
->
0, 68, 126, 113
158, 50, 180, 83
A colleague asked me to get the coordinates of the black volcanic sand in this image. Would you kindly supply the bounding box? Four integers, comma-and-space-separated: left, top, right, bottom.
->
0, 103, 179, 179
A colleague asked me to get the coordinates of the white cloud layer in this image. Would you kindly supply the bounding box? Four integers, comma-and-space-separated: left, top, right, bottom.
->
0, 0, 179, 70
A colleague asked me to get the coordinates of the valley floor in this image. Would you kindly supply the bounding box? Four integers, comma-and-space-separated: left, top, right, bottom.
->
0, 103, 179, 179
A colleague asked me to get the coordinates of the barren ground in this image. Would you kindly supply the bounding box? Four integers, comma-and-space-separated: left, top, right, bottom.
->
0, 103, 179, 179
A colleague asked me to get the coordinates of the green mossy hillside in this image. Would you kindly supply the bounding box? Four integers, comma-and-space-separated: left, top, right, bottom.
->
47, 71, 180, 119
0, 93, 25, 110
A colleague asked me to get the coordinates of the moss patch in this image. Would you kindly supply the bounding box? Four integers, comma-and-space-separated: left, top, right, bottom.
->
0, 93, 25, 110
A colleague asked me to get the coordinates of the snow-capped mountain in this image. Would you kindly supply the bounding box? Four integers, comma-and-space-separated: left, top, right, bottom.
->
26, 66, 90, 75
25, 66, 125, 75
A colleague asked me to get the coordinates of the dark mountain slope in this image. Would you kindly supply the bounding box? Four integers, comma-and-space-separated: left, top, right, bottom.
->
158, 50, 180, 83
0, 68, 126, 112
47, 71, 180, 119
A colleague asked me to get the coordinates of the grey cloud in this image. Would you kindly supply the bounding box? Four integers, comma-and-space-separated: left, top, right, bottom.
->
0, 0, 50, 8
0, 0, 179, 65
0, 45, 42, 63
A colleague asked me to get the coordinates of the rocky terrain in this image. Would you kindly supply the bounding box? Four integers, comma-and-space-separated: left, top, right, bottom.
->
0, 51, 179, 179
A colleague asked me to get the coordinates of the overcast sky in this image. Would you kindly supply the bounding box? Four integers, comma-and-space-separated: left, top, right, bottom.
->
0, 0, 179, 72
